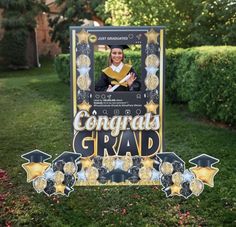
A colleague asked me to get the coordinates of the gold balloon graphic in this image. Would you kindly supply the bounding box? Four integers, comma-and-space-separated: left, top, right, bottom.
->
76, 55, 91, 68
33, 176, 47, 192
145, 75, 159, 90
54, 171, 65, 184
63, 162, 76, 174
77, 75, 91, 91
139, 167, 152, 181
85, 167, 99, 182
160, 162, 173, 175
145, 54, 160, 67
190, 178, 204, 196
122, 153, 133, 171
172, 172, 183, 185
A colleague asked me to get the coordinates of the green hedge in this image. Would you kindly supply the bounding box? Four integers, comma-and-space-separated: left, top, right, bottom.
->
165, 48, 185, 103
54, 54, 70, 84
167, 47, 236, 125
55, 46, 236, 125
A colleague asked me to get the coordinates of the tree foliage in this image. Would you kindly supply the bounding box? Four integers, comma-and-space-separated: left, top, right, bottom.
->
0, 0, 47, 67
190, 0, 236, 46
49, 0, 107, 53
105, 0, 236, 48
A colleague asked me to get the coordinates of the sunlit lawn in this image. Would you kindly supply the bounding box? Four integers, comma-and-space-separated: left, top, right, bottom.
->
0, 59, 235, 226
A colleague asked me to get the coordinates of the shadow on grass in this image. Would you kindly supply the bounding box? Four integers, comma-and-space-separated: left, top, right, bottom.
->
0, 58, 55, 78
26, 79, 70, 106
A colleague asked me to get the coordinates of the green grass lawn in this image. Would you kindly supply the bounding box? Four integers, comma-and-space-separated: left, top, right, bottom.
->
0, 59, 235, 226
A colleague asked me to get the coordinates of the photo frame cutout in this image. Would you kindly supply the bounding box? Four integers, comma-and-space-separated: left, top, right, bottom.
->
70, 26, 165, 186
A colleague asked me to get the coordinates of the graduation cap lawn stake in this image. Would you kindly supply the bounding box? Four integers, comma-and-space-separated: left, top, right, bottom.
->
21, 149, 220, 198
52, 152, 81, 196
189, 154, 219, 187
53, 151, 81, 173
157, 152, 186, 198
53, 151, 81, 164
157, 152, 185, 175
22, 150, 51, 182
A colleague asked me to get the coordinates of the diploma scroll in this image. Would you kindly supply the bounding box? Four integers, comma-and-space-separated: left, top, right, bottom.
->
107, 73, 132, 92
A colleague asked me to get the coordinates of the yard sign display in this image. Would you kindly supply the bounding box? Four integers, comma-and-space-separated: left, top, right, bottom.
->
71, 26, 164, 186
21, 26, 219, 198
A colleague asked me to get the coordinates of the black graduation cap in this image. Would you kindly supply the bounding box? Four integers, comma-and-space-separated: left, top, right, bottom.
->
189, 154, 219, 167
21, 149, 51, 163
156, 152, 185, 166
108, 45, 129, 50
53, 152, 81, 163
104, 169, 132, 183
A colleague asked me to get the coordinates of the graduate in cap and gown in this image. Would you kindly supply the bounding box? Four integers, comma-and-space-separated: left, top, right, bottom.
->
95, 45, 141, 92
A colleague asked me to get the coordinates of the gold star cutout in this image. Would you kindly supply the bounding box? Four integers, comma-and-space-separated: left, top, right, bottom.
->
22, 162, 50, 182
170, 184, 182, 196
190, 166, 219, 187
141, 157, 154, 168
77, 101, 92, 112
76, 29, 90, 44
80, 158, 93, 169
145, 29, 159, 44
145, 100, 158, 114
55, 184, 66, 194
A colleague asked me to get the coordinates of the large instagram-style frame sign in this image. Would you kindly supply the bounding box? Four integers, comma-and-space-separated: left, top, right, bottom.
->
20, 26, 219, 197
71, 26, 165, 185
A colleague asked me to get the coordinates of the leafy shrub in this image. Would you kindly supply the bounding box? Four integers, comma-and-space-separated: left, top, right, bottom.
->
187, 47, 236, 125
54, 54, 70, 84
0, 0, 47, 67
172, 46, 236, 125
94, 52, 108, 82
0, 30, 28, 67
166, 48, 185, 103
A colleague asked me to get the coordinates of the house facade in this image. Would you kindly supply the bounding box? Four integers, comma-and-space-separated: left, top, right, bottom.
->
0, 0, 103, 61
0, 1, 61, 57
36, 0, 62, 56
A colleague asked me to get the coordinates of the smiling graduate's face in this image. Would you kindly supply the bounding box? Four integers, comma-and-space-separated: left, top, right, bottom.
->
111, 48, 124, 65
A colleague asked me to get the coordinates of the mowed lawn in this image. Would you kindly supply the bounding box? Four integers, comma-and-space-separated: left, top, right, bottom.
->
0, 59, 235, 226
